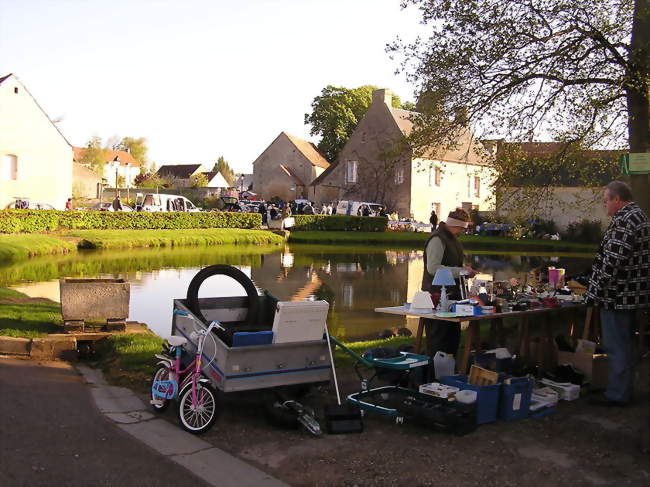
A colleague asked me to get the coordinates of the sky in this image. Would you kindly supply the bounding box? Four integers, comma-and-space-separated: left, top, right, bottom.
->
0, 0, 426, 173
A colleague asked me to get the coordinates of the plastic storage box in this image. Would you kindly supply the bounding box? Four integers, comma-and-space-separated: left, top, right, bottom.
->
499, 376, 533, 421
439, 374, 501, 424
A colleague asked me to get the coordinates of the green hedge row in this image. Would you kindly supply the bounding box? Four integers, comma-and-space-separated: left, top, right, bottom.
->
292, 215, 387, 232
0, 210, 262, 233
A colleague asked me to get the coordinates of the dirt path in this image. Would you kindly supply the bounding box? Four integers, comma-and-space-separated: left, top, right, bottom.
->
135, 361, 650, 487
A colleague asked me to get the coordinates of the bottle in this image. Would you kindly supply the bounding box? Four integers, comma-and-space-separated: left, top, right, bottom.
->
433, 351, 455, 379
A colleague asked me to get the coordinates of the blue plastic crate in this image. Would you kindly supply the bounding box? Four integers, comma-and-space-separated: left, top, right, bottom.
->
439, 374, 501, 424
499, 376, 533, 421
231, 331, 274, 347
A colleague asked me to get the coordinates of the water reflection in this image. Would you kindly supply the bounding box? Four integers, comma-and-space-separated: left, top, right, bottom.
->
6, 244, 593, 340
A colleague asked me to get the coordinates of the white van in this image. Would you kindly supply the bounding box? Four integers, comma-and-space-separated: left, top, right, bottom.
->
336, 200, 383, 217
135, 193, 200, 212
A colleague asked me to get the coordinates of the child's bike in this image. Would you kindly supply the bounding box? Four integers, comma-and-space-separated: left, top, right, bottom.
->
150, 320, 221, 434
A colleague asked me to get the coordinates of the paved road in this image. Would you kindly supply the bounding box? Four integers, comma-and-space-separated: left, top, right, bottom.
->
0, 357, 212, 487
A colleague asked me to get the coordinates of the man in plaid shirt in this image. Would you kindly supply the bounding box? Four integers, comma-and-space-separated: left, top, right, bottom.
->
586, 181, 650, 406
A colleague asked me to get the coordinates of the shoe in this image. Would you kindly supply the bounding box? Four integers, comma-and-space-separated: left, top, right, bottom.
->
588, 395, 629, 407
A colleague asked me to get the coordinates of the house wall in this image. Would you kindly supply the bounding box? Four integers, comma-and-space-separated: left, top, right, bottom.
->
0, 76, 72, 210
72, 163, 101, 199
316, 99, 412, 214
252, 133, 318, 201
498, 186, 608, 231
409, 158, 497, 222
103, 163, 141, 188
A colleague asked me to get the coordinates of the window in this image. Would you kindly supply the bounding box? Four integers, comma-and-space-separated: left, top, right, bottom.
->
14, 87, 19, 94
2, 155, 17, 180
345, 160, 357, 184
429, 167, 441, 186
474, 176, 481, 198
395, 166, 404, 185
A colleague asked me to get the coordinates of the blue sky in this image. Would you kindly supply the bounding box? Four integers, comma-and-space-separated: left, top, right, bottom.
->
0, 0, 424, 173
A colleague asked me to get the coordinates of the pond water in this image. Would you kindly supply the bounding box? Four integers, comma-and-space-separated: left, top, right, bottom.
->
3, 243, 594, 340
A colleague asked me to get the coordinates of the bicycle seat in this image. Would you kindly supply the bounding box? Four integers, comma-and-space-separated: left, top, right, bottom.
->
168, 336, 188, 347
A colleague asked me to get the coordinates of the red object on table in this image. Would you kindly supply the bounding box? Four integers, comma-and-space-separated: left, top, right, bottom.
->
430, 292, 441, 306
541, 297, 560, 308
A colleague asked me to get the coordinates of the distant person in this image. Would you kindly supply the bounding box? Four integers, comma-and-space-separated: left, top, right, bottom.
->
112, 195, 123, 211
379, 206, 387, 217
269, 205, 278, 220
429, 209, 438, 227
362, 205, 371, 217
65, 198, 73, 211
259, 203, 267, 225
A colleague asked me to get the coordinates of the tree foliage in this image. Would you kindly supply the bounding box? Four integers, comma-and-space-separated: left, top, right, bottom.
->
391, 0, 650, 213
79, 136, 109, 177
190, 173, 209, 188
212, 156, 235, 186
115, 136, 148, 166
305, 85, 411, 162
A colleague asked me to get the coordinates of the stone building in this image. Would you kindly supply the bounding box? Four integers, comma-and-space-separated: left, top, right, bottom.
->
309, 89, 496, 222
252, 132, 329, 201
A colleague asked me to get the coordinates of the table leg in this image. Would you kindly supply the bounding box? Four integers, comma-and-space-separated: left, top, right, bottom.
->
415, 318, 425, 354
459, 321, 473, 374
489, 320, 497, 348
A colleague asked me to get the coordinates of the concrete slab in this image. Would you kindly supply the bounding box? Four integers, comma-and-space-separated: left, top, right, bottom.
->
76, 363, 107, 386
106, 410, 155, 424
118, 419, 211, 456
171, 448, 289, 487
0, 336, 30, 356
31, 336, 77, 360
91, 385, 146, 413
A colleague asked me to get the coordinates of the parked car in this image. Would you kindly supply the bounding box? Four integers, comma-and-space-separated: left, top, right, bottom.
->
214, 196, 242, 212
241, 200, 265, 212
336, 200, 383, 217
92, 202, 134, 212
134, 193, 200, 212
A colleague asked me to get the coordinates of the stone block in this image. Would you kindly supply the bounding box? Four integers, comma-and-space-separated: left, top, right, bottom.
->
60, 278, 130, 321
0, 336, 31, 356
30, 337, 77, 360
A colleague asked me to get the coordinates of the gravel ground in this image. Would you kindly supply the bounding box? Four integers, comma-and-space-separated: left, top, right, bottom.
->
139, 357, 650, 487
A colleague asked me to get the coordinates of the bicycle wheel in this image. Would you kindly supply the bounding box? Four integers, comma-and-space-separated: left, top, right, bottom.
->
177, 382, 220, 434
150, 366, 172, 413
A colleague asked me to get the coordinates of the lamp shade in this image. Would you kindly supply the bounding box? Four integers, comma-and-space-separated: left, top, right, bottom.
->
432, 268, 456, 287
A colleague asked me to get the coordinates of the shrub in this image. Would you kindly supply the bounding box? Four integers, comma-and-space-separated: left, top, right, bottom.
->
292, 215, 388, 232
0, 210, 262, 234
562, 219, 603, 243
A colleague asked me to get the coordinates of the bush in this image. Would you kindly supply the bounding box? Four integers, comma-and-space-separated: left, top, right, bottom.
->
0, 210, 262, 234
292, 215, 388, 232
530, 218, 558, 238
562, 219, 603, 243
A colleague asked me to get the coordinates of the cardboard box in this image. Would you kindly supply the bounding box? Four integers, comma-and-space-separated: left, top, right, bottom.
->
540, 378, 580, 401
557, 351, 608, 390
419, 382, 459, 399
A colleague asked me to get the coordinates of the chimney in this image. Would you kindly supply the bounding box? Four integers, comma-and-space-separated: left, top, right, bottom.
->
372, 89, 393, 107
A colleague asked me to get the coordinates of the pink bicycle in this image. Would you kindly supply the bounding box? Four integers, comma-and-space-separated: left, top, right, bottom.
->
150, 320, 221, 434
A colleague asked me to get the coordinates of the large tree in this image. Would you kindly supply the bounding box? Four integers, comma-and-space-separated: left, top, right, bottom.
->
115, 136, 149, 166
79, 136, 109, 176
305, 85, 410, 162
391, 0, 650, 215
212, 156, 235, 186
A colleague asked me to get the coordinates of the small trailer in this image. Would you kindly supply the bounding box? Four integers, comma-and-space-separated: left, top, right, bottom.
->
170, 264, 332, 392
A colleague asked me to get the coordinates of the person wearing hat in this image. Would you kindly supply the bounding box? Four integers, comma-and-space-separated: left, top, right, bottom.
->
420, 208, 477, 362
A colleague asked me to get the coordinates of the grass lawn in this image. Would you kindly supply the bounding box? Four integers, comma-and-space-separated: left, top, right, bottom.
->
68, 228, 286, 249
289, 231, 598, 251
0, 234, 76, 262
0, 288, 61, 338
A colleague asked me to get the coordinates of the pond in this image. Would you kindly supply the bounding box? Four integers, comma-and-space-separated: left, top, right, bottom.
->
3, 243, 594, 340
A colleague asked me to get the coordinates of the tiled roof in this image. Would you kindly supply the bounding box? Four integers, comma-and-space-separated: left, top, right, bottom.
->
73, 147, 139, 166
283, 132, 330, 168
156, 164, 202, 179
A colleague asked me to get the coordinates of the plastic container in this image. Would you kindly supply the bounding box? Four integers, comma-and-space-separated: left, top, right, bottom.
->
456, 390, 477, 404
434, 351, 455, 379
440, 374, 501, 424
499, 376, 533, 421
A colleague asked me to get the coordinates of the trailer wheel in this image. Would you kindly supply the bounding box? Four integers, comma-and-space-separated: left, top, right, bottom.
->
186, 265, 259, 326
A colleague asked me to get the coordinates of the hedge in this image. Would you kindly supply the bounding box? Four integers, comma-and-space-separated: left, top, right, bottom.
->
292, 215, 388, 232
0, 210, 262, 233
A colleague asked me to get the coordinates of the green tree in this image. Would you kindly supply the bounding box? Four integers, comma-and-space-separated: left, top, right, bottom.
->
391, 0, 650, 215
190, 173, 209, 188
115, 136, 148, 166
212, 156, 235, 186
80, 136, 109, 177
304, 85, 410, 162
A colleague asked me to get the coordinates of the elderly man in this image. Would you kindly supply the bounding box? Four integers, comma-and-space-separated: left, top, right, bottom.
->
586, 181, 650, 406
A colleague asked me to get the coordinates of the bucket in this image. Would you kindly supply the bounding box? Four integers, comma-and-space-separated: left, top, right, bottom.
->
434, 351, 455, 379
456, 390, 477, 404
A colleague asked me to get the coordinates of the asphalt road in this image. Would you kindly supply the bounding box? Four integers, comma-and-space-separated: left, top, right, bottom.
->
0, 357, 212, 487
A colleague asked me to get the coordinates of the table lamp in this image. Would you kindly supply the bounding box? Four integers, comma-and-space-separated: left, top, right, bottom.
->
433, 268, 456, 311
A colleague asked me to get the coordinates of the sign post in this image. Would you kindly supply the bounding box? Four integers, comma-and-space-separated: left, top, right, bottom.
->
620, 153, 650, 175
